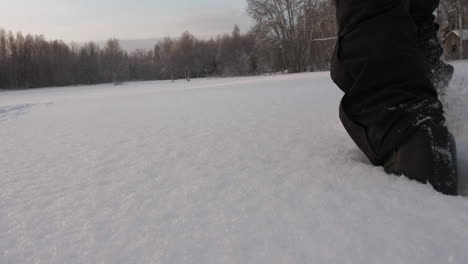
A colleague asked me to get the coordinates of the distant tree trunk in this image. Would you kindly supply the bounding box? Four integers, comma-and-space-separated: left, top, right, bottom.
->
458, 0, 464, 59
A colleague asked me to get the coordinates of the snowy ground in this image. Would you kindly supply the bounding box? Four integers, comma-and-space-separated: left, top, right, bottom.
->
1, 64, 468, 263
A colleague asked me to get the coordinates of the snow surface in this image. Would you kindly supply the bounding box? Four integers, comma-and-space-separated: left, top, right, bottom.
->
446, 60, 468, 195
1, 65, 468, 263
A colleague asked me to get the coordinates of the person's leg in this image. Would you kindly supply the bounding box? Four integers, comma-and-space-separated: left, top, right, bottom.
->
410, 0, 439, 22
331, 0, 458, 194
332, 0, 442, 163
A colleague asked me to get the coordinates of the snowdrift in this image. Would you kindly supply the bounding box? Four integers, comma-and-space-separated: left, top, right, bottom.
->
1, 64, 468, 263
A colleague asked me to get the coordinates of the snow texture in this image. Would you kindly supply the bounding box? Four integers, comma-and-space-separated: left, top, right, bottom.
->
445, 60, 468, 195
1, 64, 468, 264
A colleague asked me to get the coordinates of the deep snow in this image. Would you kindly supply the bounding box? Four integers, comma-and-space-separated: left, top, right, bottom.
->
1, 65, 468, 263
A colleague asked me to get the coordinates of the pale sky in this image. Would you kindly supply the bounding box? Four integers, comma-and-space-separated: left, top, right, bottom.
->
0, 0, 253, 42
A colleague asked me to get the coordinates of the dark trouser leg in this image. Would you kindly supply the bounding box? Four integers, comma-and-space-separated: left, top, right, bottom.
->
332, 0, 444, 165
331, 0, 458, 194
410, 0, 439, 22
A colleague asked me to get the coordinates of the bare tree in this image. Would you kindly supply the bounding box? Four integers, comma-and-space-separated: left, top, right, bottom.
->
176, 31, 196, 81
248, 0, 320, 72
78, 42, 101, 84
103, 38, 126, 85
157, 37, 175, 81
0, 29, 8, 89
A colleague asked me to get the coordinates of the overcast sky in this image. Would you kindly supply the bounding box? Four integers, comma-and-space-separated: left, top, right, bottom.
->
0, 0, 253, 42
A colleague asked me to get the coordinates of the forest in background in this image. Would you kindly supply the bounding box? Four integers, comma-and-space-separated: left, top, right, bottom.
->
0, 0, 466, 90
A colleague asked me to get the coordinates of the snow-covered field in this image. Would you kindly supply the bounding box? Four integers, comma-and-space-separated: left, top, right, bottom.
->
1, 64, 468, 263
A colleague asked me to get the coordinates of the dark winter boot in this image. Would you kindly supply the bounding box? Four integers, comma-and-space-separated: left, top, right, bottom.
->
416, 21, 454, 94
383, 123, 458, 195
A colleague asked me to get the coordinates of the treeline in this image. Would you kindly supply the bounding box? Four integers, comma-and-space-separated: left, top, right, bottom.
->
0, 0, 339, 90
0, 26, 264, 89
